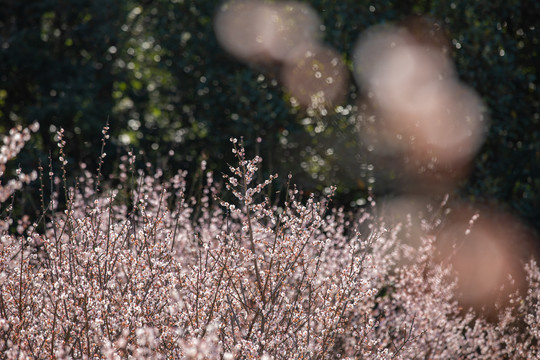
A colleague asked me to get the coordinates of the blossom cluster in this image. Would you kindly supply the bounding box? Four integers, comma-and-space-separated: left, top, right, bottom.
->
0, 123, 39, 203
0, 133, 538, 359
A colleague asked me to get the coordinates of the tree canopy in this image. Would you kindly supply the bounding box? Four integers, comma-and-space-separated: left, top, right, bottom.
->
1, 0, 538, 230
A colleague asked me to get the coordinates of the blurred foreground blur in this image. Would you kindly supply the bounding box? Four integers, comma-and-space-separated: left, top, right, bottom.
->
215, 0, 539, 317
2, 0, 538, 232
215, 0, 348, 109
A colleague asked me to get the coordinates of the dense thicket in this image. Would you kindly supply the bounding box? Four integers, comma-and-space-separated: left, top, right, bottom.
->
1, 0, 538, 230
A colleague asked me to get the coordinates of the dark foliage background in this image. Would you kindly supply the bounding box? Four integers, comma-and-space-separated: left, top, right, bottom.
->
1, 0, 538, 230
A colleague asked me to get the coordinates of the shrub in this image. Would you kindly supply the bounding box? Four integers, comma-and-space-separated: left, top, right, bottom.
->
0, 127, 539, 359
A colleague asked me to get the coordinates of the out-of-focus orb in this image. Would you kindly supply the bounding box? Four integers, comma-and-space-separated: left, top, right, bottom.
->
352, 23, 487, 177
401, 81, 485, 166
214, 0, 322, 64
378, 195, 433, 262
281, 44, 348, 108
435, 207, 537, 318
353, 25, 454, 100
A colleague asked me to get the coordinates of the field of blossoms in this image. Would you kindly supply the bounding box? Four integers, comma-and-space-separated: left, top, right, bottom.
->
0, 124, 539, 359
